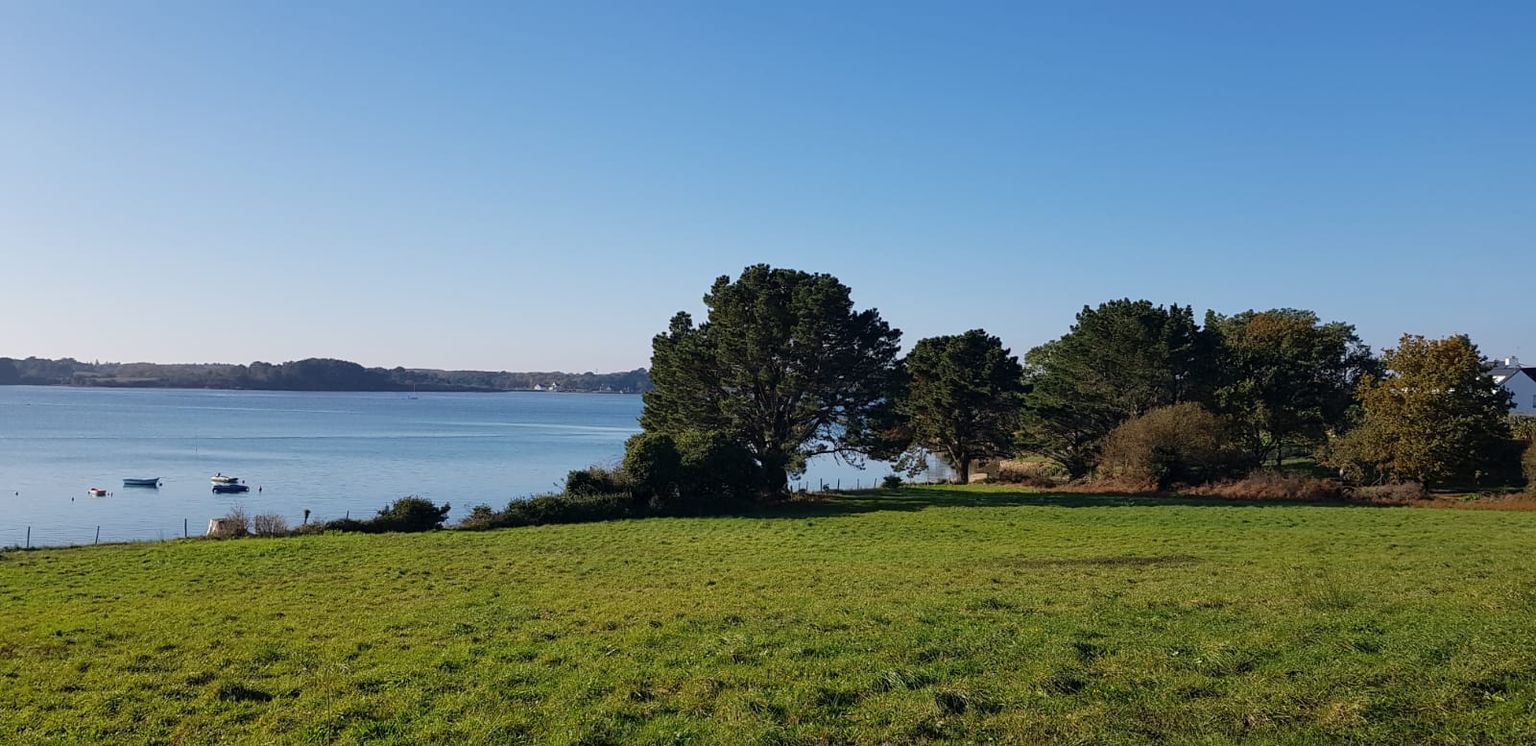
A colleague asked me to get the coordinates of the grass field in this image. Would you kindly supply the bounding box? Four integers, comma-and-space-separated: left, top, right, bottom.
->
4, 486, 1536, 744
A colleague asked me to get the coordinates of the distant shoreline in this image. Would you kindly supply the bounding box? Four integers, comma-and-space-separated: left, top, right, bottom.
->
0, 382, 642, 395
0, 356, 651, 394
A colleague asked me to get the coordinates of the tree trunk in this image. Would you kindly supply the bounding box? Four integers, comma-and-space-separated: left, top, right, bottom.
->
760, 453, 790, 498
954, 458, 971, 485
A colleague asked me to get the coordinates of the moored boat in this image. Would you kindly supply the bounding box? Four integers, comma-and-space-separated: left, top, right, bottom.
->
123, 478, 161, 488
88, 487, 108, 497
210, 473, 240, 484
211, 483, 250, 494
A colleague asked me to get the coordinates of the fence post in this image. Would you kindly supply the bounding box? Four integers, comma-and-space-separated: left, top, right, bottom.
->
25, 527, 30, 549
183, 518, 188, 538
95, 526, 100, 545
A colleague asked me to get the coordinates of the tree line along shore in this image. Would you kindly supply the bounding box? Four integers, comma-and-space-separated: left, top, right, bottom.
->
0, 356, 650, 394
197, 263, 1534, 541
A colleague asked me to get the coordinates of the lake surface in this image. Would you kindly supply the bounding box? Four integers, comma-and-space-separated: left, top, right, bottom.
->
0, 386, 909, 547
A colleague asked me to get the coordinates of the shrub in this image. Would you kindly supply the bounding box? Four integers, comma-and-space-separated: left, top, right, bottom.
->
1524, 439, 1536, 494
621, 429, 761, 513
991, 459, 1059, 488
881, 474, 903, 490
1355, 482, 1430, 502
496, 493, 635, 527
623, 433, 682, 502
251, 513, 289, 536
1052, 476, 1159, 494
209, 506, 250, 539
669, 430, 759, 512
373, 496, 451, 532
324, 497, 451, 533
1098, 404, 1246, 489
458, 504, 499, 530
1511, 416, 1536, 443
565, 465, 629, 496
1185, 471, 1349, 501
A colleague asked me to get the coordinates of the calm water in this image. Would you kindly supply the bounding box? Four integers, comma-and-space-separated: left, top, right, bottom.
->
0, 386, 902, 546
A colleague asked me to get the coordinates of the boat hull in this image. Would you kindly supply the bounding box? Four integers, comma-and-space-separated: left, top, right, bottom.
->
123, 478, 161, 488
211, 484, 250, 494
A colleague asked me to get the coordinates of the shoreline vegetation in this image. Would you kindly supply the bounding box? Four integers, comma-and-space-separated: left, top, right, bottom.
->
0, 356, 650, 393
9, 478, 1536, 553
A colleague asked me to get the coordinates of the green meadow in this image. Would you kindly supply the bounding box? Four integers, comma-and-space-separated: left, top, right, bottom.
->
4, 486, 1536, 744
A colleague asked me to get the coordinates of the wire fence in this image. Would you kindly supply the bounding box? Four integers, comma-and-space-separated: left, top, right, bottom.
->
0, 511, 337, 549
0, 519, 206, 549
4, 466, 949, 549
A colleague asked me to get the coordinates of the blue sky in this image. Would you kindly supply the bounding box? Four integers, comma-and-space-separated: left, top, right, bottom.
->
2, 1, 1532, 371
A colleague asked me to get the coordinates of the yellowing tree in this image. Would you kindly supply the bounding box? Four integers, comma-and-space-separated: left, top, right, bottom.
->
1327, 334, 1514, 487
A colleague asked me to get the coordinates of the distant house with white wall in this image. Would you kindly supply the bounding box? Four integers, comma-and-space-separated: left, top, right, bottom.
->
1492, 357, 1536, 416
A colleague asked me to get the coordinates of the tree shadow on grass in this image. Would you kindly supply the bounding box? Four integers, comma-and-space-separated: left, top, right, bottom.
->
742, 486, 1401, 520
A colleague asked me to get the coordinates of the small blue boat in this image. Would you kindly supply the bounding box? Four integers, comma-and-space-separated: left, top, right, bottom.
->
123, 478, 161, 488
211, 483, 250, 494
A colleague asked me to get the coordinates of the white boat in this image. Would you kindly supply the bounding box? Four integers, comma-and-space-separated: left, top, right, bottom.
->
210, 473, 240, 485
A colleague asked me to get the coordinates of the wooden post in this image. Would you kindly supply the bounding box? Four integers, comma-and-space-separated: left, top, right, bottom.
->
25, 527, 30, 549
95, 526, 100, 545
183, 518, 188, 538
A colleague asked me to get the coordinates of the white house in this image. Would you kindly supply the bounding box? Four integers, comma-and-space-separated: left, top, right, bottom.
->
1492, 357, 1536, 416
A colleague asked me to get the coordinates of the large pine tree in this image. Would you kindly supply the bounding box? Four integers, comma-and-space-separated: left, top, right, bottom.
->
640, 265, 902, 496
1019, 299, 1217, 478
899, 330, 1026, 485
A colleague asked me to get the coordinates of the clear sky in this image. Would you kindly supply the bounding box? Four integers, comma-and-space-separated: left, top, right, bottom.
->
2, 1, 1532, 371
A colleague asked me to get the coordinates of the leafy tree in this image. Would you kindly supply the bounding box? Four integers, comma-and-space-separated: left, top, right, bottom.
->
899, 329, 1027, 484
641, 265, 903, 496
1018, 300, 1217, 478
1326, 335, 1514, 487
1206, 309, 1378, 465
0, 358, 18, 385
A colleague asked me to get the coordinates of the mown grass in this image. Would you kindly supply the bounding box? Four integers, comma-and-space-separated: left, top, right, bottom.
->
4, 485, 1536, 744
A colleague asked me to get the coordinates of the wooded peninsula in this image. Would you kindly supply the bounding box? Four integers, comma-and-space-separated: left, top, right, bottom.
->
0, 356, 650, 393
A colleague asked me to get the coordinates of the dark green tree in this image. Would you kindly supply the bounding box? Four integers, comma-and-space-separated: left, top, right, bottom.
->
1018, 300, 1217, 478
1206, 309, 1378, 465
899, 330, 1027, 484
641, 265, 902, 496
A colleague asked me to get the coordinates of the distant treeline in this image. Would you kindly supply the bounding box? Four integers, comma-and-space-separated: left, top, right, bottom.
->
0, 356, 650, 393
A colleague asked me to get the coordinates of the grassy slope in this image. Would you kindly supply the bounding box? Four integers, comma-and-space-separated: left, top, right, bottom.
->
3, 486, 1536, 744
